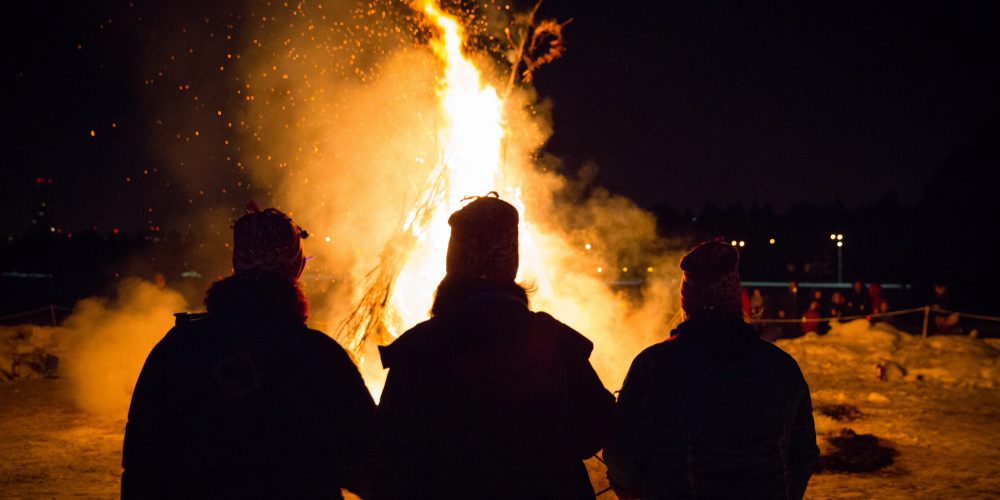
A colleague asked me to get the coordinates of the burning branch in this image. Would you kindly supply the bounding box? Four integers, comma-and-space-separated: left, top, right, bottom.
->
521, 18, 572, 83
503, 1, 571, 94
334, 162, 449, 356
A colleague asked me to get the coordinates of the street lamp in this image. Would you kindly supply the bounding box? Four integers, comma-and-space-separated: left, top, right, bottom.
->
833, 233, 845, 282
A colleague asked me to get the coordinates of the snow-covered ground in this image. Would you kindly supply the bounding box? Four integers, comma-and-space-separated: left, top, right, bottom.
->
777, 319, 1000, 498
1, 319, 999, 498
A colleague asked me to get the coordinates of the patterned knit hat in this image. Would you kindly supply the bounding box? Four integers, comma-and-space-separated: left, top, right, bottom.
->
232, 202, 308, 282
446, 193, 519, 281
679, 241, 743, 317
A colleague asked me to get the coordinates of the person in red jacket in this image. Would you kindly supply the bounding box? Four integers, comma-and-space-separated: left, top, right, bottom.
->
122, 203, 376, 499
374, 194, 614, 499
802, 300, 821, 335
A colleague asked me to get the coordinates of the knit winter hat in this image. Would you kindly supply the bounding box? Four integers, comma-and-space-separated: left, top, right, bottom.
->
232, 202, 308, 282
679, 241, 743, 317
446, 193, 519, 281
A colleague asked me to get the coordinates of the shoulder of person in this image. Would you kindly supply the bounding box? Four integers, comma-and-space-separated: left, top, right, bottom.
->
378, 317, 446, 369
157, 311, 213, 344
528, 311, 594, 358
629, 334, 684, 370
297, 325, 353, 352
757, 338, 807, 373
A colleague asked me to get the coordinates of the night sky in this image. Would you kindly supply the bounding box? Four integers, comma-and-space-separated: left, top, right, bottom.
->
4, 0, 998, 234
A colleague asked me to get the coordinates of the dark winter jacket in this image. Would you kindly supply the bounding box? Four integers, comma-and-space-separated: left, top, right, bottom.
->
121, 274, 376, 499
845, 287, 872, 317
604, 316, 819, 500
373, 289, 615, 500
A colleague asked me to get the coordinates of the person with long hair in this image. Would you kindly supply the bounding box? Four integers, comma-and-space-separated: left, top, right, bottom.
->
122, 203, 375, 499
374, 194, 614, 499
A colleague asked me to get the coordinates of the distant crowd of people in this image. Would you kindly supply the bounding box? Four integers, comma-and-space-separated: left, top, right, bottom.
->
744, 280, 960, 338
121, 198, 819, 499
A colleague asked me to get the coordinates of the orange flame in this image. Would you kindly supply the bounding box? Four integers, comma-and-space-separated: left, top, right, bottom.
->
389, 2, 512, 332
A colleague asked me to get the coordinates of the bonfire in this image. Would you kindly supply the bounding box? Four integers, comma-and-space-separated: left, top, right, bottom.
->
334, 1, 569, 357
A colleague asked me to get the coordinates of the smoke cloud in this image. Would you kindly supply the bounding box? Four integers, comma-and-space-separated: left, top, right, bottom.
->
220, 4, 688, 395
41, 1, 689, 408
59, 279, 188, 417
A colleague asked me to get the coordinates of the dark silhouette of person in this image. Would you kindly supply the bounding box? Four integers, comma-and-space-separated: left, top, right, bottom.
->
604, 241, 819, 499
750, 288, 765, 319
802, 300, 822, 336
869, 283, 890, 323
787, 281, 801, 318
777, 281, 802, 338
845, 281, 871, 317
810, 289, 830, 335
374, 194, 614, 499
930, 283, 960, 335
829, 291, 847, 319
122, 203, 376, 499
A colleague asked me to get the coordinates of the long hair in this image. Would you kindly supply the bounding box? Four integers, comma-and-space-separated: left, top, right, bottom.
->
430, 274, 531, 317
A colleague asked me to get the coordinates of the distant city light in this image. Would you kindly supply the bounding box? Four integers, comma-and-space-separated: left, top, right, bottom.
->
738, 240, 746, 247
731, 240, 737, 246
837, 234, 844, 241
646, 267, 654, 273
837, 241, 844, 248
596, 267, 603, 273
324, 236, 332, 242
769, 238, 776, 245
622, 267, 629, 273
584, 243, 592, 250
830, 233, 836, 240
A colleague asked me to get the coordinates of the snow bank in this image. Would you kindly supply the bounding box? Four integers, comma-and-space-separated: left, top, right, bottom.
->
777, 319, 1000, 388
0, 279, 189, 417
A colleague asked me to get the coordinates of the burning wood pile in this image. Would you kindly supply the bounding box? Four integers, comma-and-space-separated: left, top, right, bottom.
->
334, 1, 569, 358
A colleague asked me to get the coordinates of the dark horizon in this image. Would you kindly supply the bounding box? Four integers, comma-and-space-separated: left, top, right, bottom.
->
4, 0, 999, 235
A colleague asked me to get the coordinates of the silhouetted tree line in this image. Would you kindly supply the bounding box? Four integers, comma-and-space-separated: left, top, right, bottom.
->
651, 116, 1000, 314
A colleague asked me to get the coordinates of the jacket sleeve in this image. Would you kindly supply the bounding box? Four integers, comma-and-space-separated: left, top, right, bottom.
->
121, 335, 176, 500
788, 371, 820, 499
311, 341, 378, 498
603, 352, 654, 491
567, 354, 615, 459
373, 354, 436, 500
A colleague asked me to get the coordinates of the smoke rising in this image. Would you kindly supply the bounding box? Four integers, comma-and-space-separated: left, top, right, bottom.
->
35, 2, 689, 410
227, 2, 686, 393
59, 279, 188, 417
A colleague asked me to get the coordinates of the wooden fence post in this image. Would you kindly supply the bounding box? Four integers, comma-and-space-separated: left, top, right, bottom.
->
921, 305, 930, 338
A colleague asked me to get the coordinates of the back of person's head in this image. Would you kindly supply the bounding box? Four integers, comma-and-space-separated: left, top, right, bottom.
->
679, 241, 743, 319
232, 201, 309, 282
432, 194, 524, 317
445, 193, 519, 281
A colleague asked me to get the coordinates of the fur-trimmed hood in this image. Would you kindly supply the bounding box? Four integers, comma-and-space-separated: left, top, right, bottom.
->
204, 273, 308, 324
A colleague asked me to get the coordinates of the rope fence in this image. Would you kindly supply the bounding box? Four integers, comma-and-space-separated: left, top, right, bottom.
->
0, 305, 72, 325
747, 305, 1000, 338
